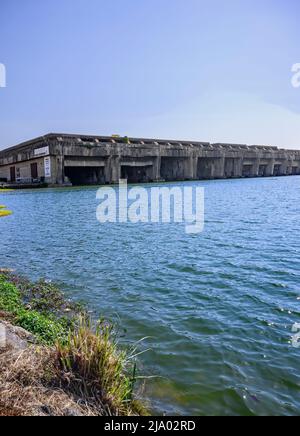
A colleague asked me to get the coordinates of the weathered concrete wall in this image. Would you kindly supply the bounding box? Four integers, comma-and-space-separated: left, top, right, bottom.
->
0, 134, 300, 186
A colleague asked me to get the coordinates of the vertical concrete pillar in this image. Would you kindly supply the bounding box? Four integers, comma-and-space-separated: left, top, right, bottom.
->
233, 158, 243, 177
192, 156, 198, 180
152, 156, 161, 181
184, 155, 195, 180
111, 157, 121, 184
47, 156, 57, 185
104, 157, 112, 184
252, 158, 260, 177
287, 161, 293, 175
104, 156, 121, 184
279, 160, 288, 176
54, 143, 66, 185
265, 158, 275, 177
56, 155, 65, 185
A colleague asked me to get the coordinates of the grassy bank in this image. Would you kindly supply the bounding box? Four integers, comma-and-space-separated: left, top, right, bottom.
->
0, 273, 147, 416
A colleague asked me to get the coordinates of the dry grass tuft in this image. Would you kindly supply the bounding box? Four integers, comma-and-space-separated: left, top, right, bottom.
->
0, 346, 92, 416
54, 318, 146, 416
0, 320, 147, 416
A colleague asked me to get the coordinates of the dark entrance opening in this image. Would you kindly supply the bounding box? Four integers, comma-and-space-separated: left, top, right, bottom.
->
10, 167, 16, 182
259, 165, 268, 176
65, 167, 105, 185
273, 164, 282, 176
292, 166, 300, 175
121, 166, 152, 183
242, 165, 253, 177
31, 163, 38, 180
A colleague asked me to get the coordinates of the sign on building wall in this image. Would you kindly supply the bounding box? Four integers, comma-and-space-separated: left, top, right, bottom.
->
44, 157, 51, 178
34, 146, 49, 157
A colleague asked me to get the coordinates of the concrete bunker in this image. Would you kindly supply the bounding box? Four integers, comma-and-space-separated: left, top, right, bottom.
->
1, 133, 300, 187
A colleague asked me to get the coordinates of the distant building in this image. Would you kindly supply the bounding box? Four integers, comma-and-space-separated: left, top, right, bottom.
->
0, 133, 299, 187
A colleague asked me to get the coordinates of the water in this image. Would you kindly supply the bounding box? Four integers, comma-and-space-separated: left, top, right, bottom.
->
1, 176, 300, 416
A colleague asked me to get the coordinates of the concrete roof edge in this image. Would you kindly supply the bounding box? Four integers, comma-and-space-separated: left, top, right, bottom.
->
0, 133, 299, 154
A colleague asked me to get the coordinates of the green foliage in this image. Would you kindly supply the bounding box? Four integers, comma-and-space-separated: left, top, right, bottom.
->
0, 275, 71, 344
0, 279, 20, 312
15, 310, 68, 345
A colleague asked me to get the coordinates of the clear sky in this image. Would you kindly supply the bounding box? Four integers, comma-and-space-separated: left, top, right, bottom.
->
0, 0, 300, 149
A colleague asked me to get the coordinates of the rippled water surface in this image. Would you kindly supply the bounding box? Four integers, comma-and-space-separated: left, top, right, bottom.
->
1, 176, 300, 416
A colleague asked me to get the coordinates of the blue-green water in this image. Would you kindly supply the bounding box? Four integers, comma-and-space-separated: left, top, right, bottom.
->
1, 176, 300, 416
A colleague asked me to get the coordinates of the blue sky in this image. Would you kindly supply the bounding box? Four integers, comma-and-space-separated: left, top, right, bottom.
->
0, 0, 300, 149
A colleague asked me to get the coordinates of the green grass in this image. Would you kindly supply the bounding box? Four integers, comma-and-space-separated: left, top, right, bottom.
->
0, 276, 70, 344
0, 274, 148, 415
